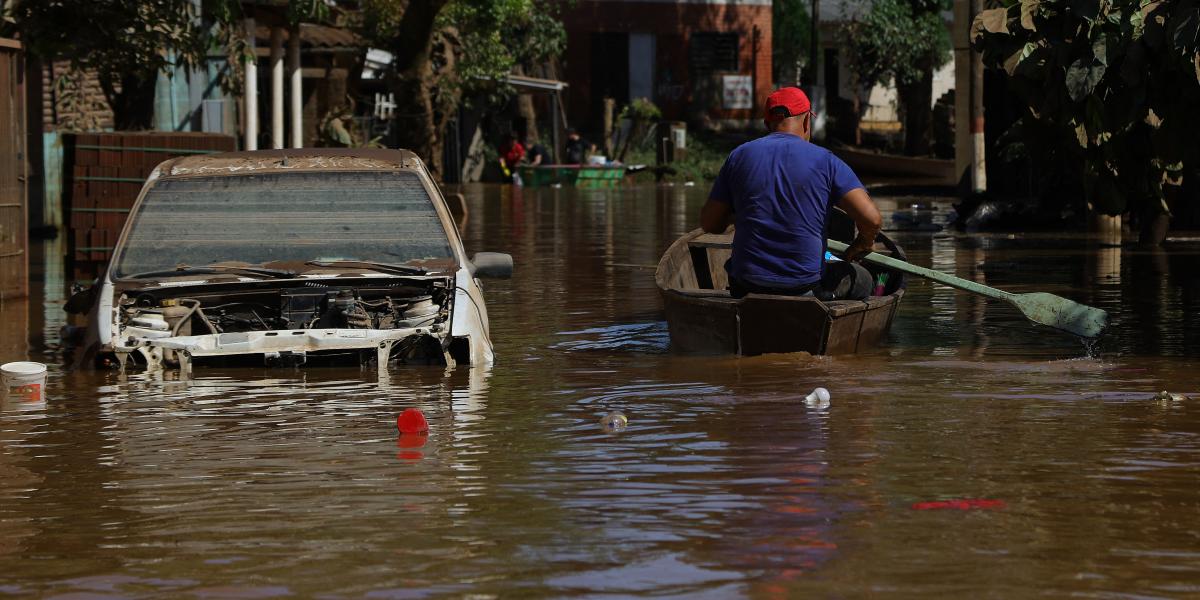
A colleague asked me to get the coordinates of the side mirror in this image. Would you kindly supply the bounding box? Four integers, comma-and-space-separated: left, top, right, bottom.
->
470, 252, 513, 279
64, 283, 96, 315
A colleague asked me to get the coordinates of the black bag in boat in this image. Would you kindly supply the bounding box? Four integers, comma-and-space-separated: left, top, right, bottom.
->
817, 260, 873, 301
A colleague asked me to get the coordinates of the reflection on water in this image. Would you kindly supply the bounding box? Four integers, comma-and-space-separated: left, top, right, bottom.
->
2, 184, 1200, 597
553, 322, 670, 353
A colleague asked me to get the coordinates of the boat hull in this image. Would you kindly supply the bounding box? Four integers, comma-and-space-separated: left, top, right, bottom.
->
832, 146, 955, 184
517, 165, 627, 188
656, 228, 905, 356
661, 287, 904, 356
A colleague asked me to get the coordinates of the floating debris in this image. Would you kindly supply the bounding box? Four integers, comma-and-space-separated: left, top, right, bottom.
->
804, 387, 831, 410
1152, 391, 1189, 404
396, 408, 429, 434
912, 498, 1007, 511
600, 411, 628, 433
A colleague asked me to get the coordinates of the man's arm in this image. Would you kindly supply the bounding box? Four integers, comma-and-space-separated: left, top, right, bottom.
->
836, 188, 882, 261
700, 199, 733, 234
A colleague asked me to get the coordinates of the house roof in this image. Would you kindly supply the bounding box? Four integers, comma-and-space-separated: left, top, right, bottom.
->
507, 75, 568, 92
253, 23, 362, 50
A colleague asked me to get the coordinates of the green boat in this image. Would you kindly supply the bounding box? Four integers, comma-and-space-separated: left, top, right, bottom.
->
517, 164, 628, 189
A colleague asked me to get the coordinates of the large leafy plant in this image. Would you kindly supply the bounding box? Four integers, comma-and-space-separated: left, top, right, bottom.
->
973, 0, 1200, 222
840, 0, 951, 153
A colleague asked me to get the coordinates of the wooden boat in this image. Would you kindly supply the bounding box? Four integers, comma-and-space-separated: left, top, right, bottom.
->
655, 228, 907, 356
832, 145, 955, 185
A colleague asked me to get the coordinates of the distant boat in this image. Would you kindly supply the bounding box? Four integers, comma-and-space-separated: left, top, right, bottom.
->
517, 164, 633, 189
655, 228, 907, 356
832, 145, 955, 185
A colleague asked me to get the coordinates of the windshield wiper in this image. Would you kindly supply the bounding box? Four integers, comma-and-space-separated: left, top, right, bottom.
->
123, 264, 298, 280
304, 260, 427, 276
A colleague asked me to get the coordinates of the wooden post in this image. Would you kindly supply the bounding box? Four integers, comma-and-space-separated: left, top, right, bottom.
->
953, 0, 971, 187
603, 97, 615, 159
550, 91, 560, 164
0, 39, 28, 299
969, 0, 986, 193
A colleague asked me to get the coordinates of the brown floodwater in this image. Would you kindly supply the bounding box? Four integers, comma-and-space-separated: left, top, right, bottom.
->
2, 184, 1200, 598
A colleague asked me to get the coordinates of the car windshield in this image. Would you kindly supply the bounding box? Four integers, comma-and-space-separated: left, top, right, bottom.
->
112, 170, 454, 279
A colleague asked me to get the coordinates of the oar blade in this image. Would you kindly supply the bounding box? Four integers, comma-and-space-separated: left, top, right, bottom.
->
1011, 293, 1109, 339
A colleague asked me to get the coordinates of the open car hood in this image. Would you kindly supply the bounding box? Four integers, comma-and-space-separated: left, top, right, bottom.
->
109, 274, 461, 371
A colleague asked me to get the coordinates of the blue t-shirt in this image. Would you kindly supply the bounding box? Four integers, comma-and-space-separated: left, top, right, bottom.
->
709, 133, 864, 288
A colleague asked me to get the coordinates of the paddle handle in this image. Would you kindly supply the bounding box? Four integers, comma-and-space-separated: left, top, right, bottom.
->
826, 239, 1015, 302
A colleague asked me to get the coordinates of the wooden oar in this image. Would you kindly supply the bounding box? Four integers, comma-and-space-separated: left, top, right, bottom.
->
826, 239, 1109, 339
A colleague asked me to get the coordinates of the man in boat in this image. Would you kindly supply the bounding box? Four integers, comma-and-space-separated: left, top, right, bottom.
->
700, 86, 882, 299
564, 128, 593, 165
498, 133, 526, 182
526, 138, 550, 166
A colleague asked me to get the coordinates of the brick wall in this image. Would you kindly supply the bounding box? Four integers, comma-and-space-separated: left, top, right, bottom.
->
561, 0, 772, 131
42, 61, 115, 132
64, 132, 237, 282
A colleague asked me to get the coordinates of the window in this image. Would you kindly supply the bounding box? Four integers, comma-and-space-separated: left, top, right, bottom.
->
689, 32, 740, 75
114, 171, 453, 278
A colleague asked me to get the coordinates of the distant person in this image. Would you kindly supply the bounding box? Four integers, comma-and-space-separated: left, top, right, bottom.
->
525, 138, 550, 166
564, 128, 592, 164
700, 87, 882, 299
498, 133, 525, 181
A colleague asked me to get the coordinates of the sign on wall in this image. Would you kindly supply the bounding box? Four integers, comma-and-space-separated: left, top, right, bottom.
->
722, 75, 753, 109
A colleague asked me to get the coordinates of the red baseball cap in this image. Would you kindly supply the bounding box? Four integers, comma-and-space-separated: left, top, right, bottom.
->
763, 87, 811, 121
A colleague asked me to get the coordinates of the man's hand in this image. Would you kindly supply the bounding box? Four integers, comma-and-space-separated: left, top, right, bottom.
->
836, 188, 882, 262
843, 236, 876, 262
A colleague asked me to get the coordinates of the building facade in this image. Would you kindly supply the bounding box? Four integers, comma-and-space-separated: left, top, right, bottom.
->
559, 0, 772, 132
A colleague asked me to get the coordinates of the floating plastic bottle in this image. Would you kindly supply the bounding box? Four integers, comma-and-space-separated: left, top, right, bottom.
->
1153, 390, 1189, 404
804, 387, 830, 410
600, 411, 628, 433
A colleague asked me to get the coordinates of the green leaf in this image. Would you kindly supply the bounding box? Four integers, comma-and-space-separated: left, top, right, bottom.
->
1172, 4, 1200, 55
1093, 32, 1108, 66
1066, 56, 1107, 101
1070, 0, 1100, 22
1004, 42, 1040, 75
1021, 0, 1040, 31
1120, 39, 1146, 84
977, 8, 1010, 36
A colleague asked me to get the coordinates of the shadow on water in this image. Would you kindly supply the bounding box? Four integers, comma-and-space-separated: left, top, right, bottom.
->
2, 184, 1200, 597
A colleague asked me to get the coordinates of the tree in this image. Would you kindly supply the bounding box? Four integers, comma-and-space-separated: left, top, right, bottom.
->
840, 0, 951, 154
8, 0, 214, 130
973, 0, 1200, 243
358, 0, 565, 178
5, 1, 327, 131
773, 0, 812, 85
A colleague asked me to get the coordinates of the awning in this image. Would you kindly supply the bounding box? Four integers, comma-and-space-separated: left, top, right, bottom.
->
505, 75, 568, 92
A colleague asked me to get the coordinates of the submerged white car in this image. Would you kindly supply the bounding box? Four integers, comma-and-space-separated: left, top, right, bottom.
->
71, 149, 511, 372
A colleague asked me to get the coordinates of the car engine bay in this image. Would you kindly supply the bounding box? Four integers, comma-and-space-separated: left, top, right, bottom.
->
107, 277, 458, 370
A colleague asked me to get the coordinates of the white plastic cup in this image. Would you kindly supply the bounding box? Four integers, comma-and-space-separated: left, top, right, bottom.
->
804, 387, 831, 410
1, 362, 48, 404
